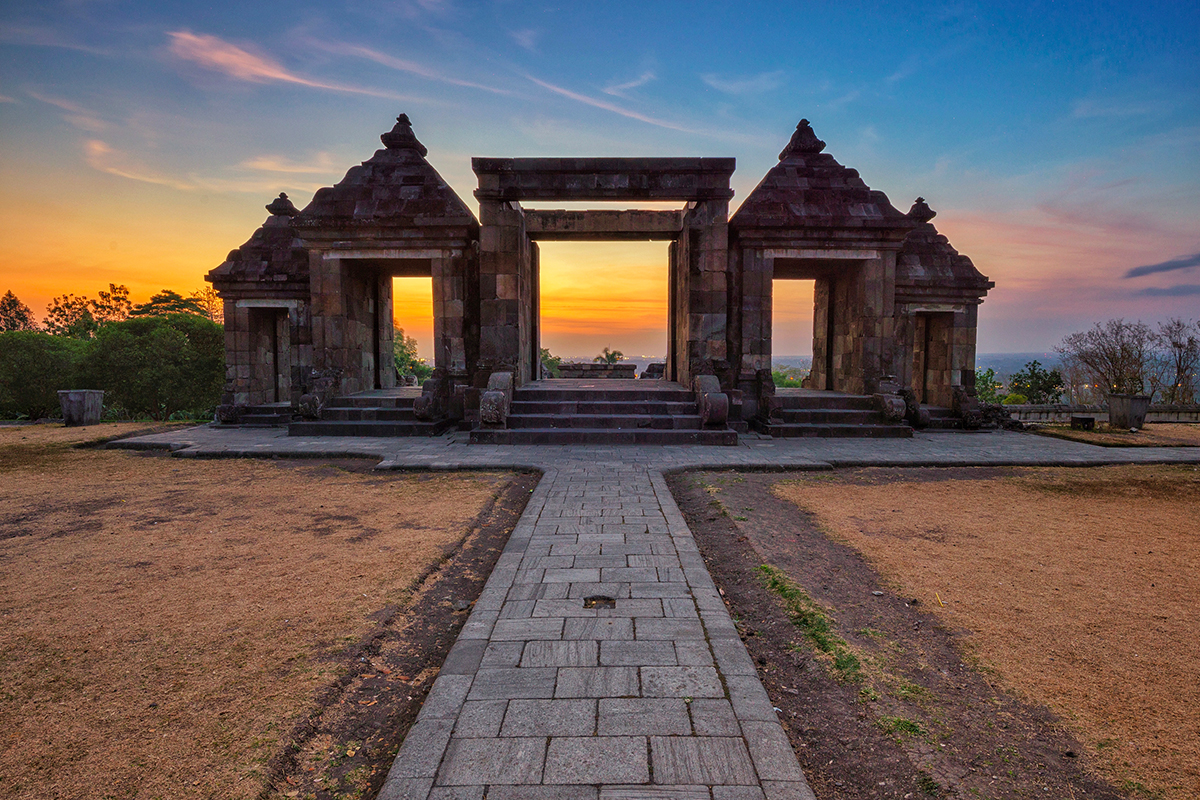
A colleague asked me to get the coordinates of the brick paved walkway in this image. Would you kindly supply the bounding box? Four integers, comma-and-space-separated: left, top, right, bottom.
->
109, 427, 1200, 798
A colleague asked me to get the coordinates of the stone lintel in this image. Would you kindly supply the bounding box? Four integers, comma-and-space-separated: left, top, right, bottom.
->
524, 210, 683, 241
322, 249, 465, 261
234, 298, 303, 310
473, 158, 735, 202
763, 248, 879, 260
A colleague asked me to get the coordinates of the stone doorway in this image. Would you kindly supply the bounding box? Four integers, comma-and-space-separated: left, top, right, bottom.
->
535, 240, 670, 377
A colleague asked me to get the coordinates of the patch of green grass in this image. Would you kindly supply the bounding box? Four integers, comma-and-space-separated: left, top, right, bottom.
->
855, 627, 884, 639
733, 515, 748, 521
916, 770, 941, 795
1120, 780, 1163, 799
756, 564, 862, 683
878, 715, 924, 737
893, 678, 932, 702
858, 686, 880, 702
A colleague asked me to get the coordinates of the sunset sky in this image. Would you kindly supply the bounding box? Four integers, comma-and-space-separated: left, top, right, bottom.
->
2, 1, 1197, 359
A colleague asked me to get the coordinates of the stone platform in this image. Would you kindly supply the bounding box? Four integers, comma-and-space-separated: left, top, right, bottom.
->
106, 426, 1200, 798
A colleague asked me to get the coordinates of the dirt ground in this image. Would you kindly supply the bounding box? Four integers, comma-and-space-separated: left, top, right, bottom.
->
1033, 422, 1200, 447
0, 423, 533, 800
669, 464, 1199, 800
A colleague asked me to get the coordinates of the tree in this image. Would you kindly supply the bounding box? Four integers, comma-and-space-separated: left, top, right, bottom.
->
0, 332, 85, 418
78, 314, 223, 419
43, 283, 131, 338
973, 367, 1002, 404
190, 286, 224, 324
1152, 318, 1199, 405
594, 346, 625, 364
0, 290, 38, 331
1006, 360, 1064, 404
129, 290, 207, 318
393, 327, 433, 382
1057, 319, 1155, 396
540, 347, 562, 378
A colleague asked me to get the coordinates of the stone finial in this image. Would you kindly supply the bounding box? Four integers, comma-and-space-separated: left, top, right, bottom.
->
266, 192, 299, 216
908, 197, 936, 223
778, 119, 826, 159
381, 113, 429, 157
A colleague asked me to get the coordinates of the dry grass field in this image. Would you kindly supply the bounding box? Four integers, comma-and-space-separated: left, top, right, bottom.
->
0, 423, 516, 800
775, 464, 1200, 799
1034, 421, 1200, 447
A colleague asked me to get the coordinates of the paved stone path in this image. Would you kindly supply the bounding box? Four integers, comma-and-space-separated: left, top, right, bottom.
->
110, 427, 1200, 799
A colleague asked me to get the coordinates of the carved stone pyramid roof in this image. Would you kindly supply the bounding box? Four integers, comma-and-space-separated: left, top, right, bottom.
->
296, 115, 478, 232
896, 197, 993, 301
731, 119, 911, 237
207, 193, 309, 287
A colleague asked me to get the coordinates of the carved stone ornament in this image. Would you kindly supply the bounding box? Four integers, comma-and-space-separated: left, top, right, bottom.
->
778, 119, 826, 159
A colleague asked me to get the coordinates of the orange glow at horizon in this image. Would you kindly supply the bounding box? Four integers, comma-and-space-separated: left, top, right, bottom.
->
392, 277, 434, 359
772, 279, 815, 357
537, 241, 669, 359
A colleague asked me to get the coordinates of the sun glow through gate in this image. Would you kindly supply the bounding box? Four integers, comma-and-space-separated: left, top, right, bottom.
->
536, 241, 669, 360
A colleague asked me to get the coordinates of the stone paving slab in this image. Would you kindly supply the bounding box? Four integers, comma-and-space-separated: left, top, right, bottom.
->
105, 425, 1200, 798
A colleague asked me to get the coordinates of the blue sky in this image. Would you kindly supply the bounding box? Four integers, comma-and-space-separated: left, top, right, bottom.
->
1, 0, 1197, 355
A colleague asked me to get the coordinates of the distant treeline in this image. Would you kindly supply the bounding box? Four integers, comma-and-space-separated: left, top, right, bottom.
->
0, 285, 224, 421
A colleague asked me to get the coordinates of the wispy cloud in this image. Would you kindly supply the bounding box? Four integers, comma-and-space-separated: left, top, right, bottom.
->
85, 139, 328, 194
303, 39, 512, 94
701, 70, 785, 95
1134, 284, 1200, 297
525, 74, 696, 133
1123, 251, 1200, 278
240, 152, 341, 174
0, 94, 18, 104
1072, 97, 1167, 119
886, 54, 922, 85
510, 28, 538, 51
166, 31, 420, 101
604, 71, 656, 97
0, 24, 109, 55
26, 90, 108, 132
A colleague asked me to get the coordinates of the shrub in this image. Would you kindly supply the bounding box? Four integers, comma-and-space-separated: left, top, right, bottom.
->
1007, 360, 1065, 404
772, 367, 808, 388
0, 331, 86, 418
974, 367, 1002, 404
78, 314, 223, 419
1001, 393, 1028, 405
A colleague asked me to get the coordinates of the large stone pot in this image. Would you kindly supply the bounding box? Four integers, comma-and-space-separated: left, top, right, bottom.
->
58, 389, 104, 426
1107, 393, 1151, 429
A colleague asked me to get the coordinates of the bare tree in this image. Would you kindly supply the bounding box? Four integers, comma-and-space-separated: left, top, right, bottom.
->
1153, 318, 1200, 404
1056, 319, 1156, 398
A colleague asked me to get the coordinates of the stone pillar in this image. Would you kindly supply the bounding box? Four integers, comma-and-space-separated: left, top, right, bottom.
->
478, 201, 527, 383
681, 199, 730, 387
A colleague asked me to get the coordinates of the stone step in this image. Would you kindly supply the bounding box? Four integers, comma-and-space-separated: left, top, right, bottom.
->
775, 393, 877, 411
506, 413, 704, 431
288, 419, 453, 437
777, 409, 881, 425
759, 422, 913, 438
514, 387, 696, 403
329, 395, 417, 409
470, 427, 738, 446
510, 400, 699, 416
238, 413, 293, 427
319, 406, 419, 422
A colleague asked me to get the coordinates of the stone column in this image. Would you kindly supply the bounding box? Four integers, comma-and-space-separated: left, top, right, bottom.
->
478, 201, 527, 383
682, 198, 730, 387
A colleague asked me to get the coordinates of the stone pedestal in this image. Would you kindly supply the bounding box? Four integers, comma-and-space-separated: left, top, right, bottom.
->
58, 390, 104, 426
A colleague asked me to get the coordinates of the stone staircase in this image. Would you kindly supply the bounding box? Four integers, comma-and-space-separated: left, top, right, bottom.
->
470, 379, 738, 445
756, 390, 913, 438
288, 389, 452, 437
234, 402, 295, 427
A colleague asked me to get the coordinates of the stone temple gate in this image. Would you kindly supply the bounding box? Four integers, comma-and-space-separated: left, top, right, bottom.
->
208, 115, 992, 440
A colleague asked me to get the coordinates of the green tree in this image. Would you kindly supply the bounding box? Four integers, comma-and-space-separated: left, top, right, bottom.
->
974, 367, 1002, 404
0, 290, 38, 331
43, 283, 131, 338
393, 327, 433, 382
594, 346, 625, 364
190, 286, 224, 324
0, 332, 85, 418
79, 314, 223, 419
1006, 360, 1064, 404
771, 366, 807, 388
130, 289, 207, 318
540, 347, 562, 378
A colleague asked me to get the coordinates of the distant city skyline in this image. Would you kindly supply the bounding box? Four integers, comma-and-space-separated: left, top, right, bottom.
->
2, 1, 1197, 358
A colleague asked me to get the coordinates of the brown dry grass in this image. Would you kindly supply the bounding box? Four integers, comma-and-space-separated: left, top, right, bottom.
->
0, 423, 514, 800
775, 464, 1200, 800
1035, 421, 1200, 447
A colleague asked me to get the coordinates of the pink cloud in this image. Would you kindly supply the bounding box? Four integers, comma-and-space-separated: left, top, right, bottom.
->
166, 31, 417, 101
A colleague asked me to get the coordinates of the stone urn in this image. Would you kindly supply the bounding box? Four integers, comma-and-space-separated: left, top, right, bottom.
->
58, 389, 104, 426
1107, 393, 1151, 429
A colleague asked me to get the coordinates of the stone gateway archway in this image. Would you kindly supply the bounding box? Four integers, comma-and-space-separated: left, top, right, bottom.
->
207, 115, 992, 438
